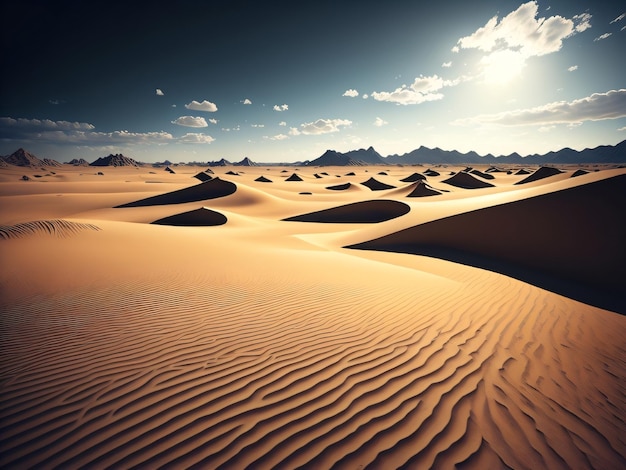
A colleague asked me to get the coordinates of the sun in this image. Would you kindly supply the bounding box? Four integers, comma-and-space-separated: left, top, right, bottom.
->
481, 49, 526, 85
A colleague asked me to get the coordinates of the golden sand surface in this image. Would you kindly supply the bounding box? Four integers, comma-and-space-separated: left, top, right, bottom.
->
1, 163, 625, 468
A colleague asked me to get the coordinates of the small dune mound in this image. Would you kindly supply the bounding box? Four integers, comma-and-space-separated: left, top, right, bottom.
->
284, 200, 410, 223
204, 168, 214, 174
326, 182, 352, 191
360, 177, 396, 191
0, 219, 101, 240
165, 166, 175, 174
423, 169, 440, 177
193, 172, 213, 182
21, 175, 31, 181
377, 171, 388, 175
151, 207, 227, 226
400, 172, 426, 183
313, 173, 323, 179
299, 192, 312, 195
406, 180, 442, 197
115, 177, 237, 207
469, 169, 495, 180
514, 166, 563, 185
514, 168, 531, 175
255, 175, 273, 182
442, 172, 495, 189
345, 171, 356, 176
225, 170, 239, 176
320, 172, 329, 176
571, 169, 589, 178
285, 173, 303, 181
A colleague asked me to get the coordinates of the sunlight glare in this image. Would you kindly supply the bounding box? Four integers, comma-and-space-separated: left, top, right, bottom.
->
481, 50, 526, 85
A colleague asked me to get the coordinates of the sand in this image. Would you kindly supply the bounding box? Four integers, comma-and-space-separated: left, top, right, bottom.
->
1, 162, 625, 468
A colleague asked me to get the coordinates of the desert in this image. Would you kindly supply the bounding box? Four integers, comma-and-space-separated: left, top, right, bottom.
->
1, 151, 625, 469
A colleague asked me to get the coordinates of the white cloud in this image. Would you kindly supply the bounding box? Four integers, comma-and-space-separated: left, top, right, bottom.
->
618, 126, 626, 132
251, 124, 265, 128
538, 125, 555, 132
297, 118, 352, 135
568, 65, 578, 72
442, 61, 452, 68
362, 93, 369, 99
178, 133, 215, 144
273, 104, 288, 111
371, 74, 457, 105
342, 89, 359, 97
452, 89, 626, 127
374, 117, 388, 127
171, 116, 209, 127
270, 134, 289, 140
156, 88, 164, 96
0, 117, 95, 131
455, 2, 586, 57
288, 127, 301, 136
594, 33, 612, 41
610, 13, 625, 24
242, 98, 252, 105
279, 121, 287, 126
208, 118, 218, 124
185, 100, 218, 112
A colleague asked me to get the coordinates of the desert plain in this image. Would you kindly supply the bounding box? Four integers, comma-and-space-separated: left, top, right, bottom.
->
1, 161, 625, 469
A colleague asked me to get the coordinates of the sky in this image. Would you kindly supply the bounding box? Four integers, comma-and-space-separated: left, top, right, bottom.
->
1, 0, 625, 163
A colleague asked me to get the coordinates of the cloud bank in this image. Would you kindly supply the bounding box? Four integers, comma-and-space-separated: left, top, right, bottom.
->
171, 116, 209, 127
453, 89, 626, 127
184, 100, 218, 112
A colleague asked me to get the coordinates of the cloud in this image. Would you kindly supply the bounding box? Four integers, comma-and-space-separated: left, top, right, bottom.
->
568, 65, 578, 72
610, 13, 625, 24
594, 33, 612, 41
342, 89, 359, 97
270, 134, 289, 140
279, 121, 287, 126
251, 124, 264, 128
288, 127, 300, 136
178, 133, 215, 144
374, 117, 388, 127
618, 126, 626, 132
208, 118, 218, 124
273, 104, 288, 111
184, 100, 218, 112
156, 88, 164, 96
242, 98, 252, 104
171, 116, 209, 127
452, 89, 626, 127
0, 117, 95, 131
371, 74, 459, 105
442, 61, 452, 68
455, 2, 588, 57
362, 93, 369, 99
538, 125, 555, 133
297, 118, 352, 135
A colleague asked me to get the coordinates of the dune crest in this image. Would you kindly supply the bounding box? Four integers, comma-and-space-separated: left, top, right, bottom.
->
514, 166, 562, 185
441, 172, 494, 189
151, 207, 227, 226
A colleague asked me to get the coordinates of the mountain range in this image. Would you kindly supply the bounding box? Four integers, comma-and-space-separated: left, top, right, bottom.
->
2, 140, 625, 168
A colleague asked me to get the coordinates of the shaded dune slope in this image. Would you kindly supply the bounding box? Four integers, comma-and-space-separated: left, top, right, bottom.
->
441, 172, 494, 189
349, 174, 626, 313
360, 177, 396, 191
514, 166, 563, 185
284, 200, 410, 223
400, 173, 426, 183
326, 182, 353, 191
406, 180, 442, 197
115, 178, 236, 207
151, 207, 227, 226
193, 172, 212, 182
0, 220, 101, 240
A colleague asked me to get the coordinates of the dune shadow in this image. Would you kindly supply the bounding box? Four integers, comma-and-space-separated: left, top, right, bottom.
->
115, 178, 236, 207
347, 174, 626, 314
284, 200, 410, 223
151, 207, 227, 226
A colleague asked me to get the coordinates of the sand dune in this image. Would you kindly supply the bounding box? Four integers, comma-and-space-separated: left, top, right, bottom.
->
441, 172, 495, 189
360, 177, 397, 191
151, 207, 227, 226
326, 182, 353, 191
349, 174, 626, 313
1, 163, 625, 469
284, 200, 410, 223
255, 175, 273, 183
469, 169, 495, 180
0, 219, 101, 239
514, 166, 563, 184
193, 172, 213, 182
405, 180, 443, 197
572, 169, 590, 178
285, 173, 304, 181
400, 172, 427, 182
115, 178, 237, 207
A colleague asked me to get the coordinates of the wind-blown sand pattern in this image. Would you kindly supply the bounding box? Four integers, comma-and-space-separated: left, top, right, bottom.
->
1, 163, 625, 469
0, 219, 101, 239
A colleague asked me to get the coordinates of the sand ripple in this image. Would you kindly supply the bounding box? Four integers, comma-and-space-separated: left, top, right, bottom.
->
0, 220, 101, 240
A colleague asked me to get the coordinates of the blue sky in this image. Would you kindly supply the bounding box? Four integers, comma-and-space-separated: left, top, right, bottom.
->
1, 0, 624, 163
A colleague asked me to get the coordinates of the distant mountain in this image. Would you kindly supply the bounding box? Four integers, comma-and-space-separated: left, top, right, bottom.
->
307, 149, 368, 166
234, 157, 257, 166
310, 140, 626, 166
1, 148, 61, 167
67, 158, 89, 166
90, 153, 140, 167
207, 158, 232, 166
